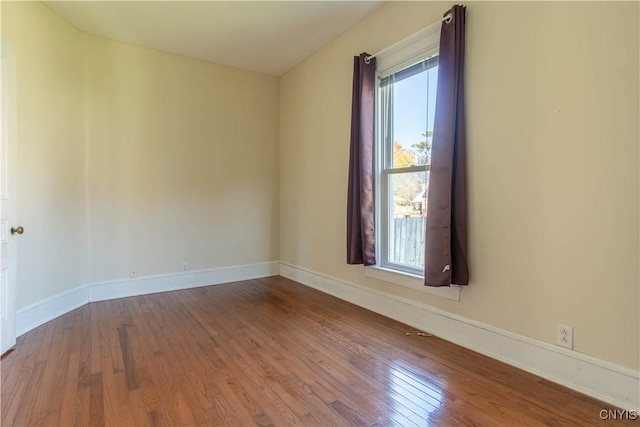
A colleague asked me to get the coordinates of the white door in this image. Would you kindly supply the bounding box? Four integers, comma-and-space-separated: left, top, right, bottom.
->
1, 42, 18, 355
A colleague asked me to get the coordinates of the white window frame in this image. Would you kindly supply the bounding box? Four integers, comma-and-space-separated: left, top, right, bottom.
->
365, 21, 461, 302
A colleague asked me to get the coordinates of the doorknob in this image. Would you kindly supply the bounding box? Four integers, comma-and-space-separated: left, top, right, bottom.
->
11, 226, 24, 235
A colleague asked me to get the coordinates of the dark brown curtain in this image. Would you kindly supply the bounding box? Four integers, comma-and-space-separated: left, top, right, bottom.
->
347, 53, 376, 266
424, 5, 469, 286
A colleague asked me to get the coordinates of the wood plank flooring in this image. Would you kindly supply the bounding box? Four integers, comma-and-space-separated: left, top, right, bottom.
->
0, 276, 634, 426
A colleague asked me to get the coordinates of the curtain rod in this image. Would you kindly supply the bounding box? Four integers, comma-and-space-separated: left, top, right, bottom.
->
364, 13, 452, 64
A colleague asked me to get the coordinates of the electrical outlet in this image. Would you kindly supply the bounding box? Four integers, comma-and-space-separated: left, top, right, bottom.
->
129, 266, 138, 279
181, 262, 188, 272
557, 324, 573, 349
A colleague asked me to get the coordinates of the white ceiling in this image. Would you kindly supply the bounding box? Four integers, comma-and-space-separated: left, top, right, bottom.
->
43, 1, 384, 76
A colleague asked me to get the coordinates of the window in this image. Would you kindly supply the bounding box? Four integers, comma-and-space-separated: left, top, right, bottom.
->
365, 21, 461, 301
378, 55, 438, 275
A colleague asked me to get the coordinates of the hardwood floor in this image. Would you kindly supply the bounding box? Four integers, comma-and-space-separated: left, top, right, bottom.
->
0, 276, 633, 426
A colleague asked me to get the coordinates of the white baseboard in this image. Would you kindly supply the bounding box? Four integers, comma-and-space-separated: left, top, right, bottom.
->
16, 285, 88, 337
279, 262, 640, 412
16, 261, 279, 337
89, 261, 280, 302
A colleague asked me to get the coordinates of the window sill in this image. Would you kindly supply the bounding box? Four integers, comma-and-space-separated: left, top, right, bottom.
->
365, 266, 461, 301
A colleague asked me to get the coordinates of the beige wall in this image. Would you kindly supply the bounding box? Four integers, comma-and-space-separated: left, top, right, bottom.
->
83, 35, 279, 282
280, 1, 639, 369
2, 2, 88, 309
2, 2, 280, 307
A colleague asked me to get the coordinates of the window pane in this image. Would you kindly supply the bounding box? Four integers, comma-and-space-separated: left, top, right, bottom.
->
390, 65, 438, 168
388, 171, 429, 269
379, 54, 439, 273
